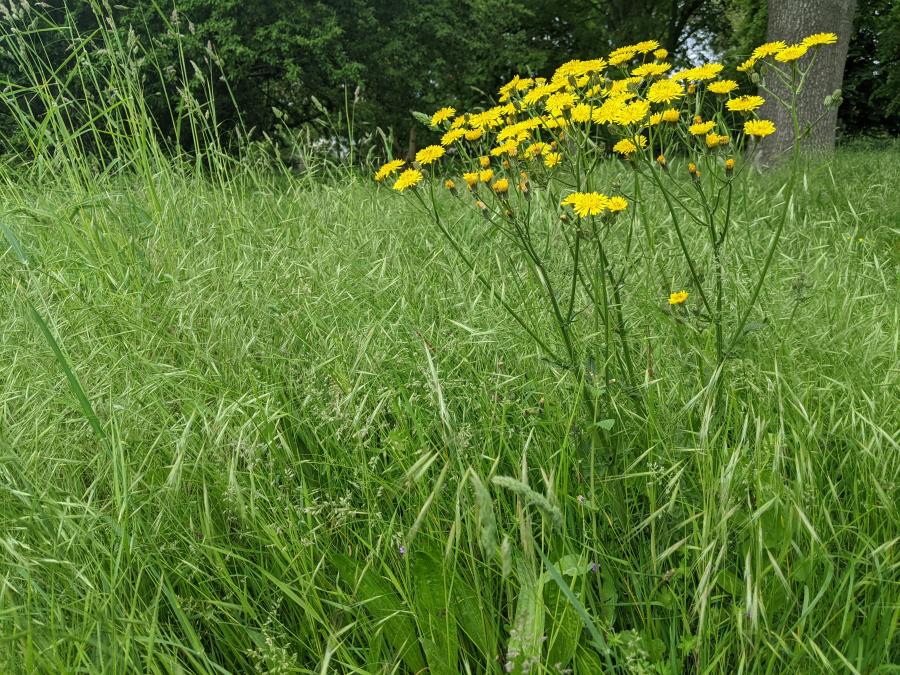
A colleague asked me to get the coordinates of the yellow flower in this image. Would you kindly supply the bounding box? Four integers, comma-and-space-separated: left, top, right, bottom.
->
802, 32, 838, 47
444, 179, 456, 192
736, 57, 757, 72
492, 178, 510, 194
653, 48, 668, 60
775, 44, 808, 62
479, 156, 491, 168
479, 168, 494, 183
524, 142, 550, 159
374, 159, 405, 182
608, 47, 637, 66
465, 128, 484, 141
632, 62, 671, 78
463, 172, 479, 190
726, 95, 765, 112
490, 141, 518, 157
431, 107, 456, 126
544, 91, 576, 115
633, 40, 660, 53
393, 168, 423, 192
689, 120, 715, 135
570, 103, 593, 123
613, 135, 646, 156
606, 196, 628, 212
744, 119, 776, 137
752, 41, 786, 60
441, 128, 466, 146
647, 79, 684, 104
705, 133, 729, 148
451, 115, 468, 129
677, 63, 723, 81
707, 79, 738, 95
725, 158, 735, 173
616, 100, 650, 126
562, 192, 608, 218
661, 108, 680, 123
669, 290, 689, 305
544, 151, 562, 168
415, 145, 445, 165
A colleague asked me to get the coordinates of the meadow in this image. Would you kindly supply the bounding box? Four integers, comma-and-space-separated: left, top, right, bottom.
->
0, 140, 897, 673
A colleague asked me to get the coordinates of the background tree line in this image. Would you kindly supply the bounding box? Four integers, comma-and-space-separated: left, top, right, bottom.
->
0, 0, 896, 158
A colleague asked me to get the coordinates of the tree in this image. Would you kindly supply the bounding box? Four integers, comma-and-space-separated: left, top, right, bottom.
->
757, 0, 857, 162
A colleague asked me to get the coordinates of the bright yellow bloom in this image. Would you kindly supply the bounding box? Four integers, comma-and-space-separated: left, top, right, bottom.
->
524, 142, 550, 159
450, 115, 468, 129
661, 108, 680, 123
562, 192, 608, 218
647, 78, 684, 104
431, 107, 456, 126
744, 119, 776, 137
678, 63, 723, 81
669, 290, 689, 305
544, 151, 562, 168
707, 79, 738, 95
479, 156, 491, 168
689, 120, 715, 135
613, 135, 647, 156
545, 91, 577, 115
492, 178, 510, 194
441, 128, 466, 146
725, 158, 735, 172
444, 179, 456, 191
752, 41, 786, 59
571, 103, 593, 123
705, 133, 729, 148
463, 172, 479, 189
775, 44, 808, 62
632, 62, 671, 77
633, 40, 660, 53
616, 100, 650, 126
465, 128, 484, 141
608, 48, 637, 66
737, 58, 757, 72
479, 168, 494, 183
393, 168, 423, 192
606, 196, 628, 212
374, 159, 405, 182
490, 141, 518, 157
726, 95, 765, 112
653, 48, 668, 60
415, 145, 445, 165
802, 32, 838, 47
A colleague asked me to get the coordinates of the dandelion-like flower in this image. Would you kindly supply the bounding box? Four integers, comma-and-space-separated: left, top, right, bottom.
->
492, 178, 510, 195
544, 152, 562, 168
744, 119, 776, 137
707, 80, 738, 95
647, 79, 684, 104
393, 168, 423, 192
431, 107, 456, 126
632, 62, 671, 78
726, 95, 765, 112
374, 159, 405, 182
562, 192, 608, 218
479, 168, 494, 183
669, 290, 689, 305
415, 145, 445, 166
802, 32, 838, 47
463, 172, 479, 190
606, 196, 628, 212
441, 128, 466, 146
775, 44, 808, 62
689, 120, 715, 135
752, 41, 787, 60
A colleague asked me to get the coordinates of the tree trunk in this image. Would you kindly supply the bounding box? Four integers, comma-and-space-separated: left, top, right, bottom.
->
757, 0, 856, 164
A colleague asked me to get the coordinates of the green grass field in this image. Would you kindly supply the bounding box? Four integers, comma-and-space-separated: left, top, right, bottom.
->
0, 143, 897, 673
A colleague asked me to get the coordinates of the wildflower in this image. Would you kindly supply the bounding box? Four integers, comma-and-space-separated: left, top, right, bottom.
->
613, 135, 646, 156
744, 119, 776, 137
431, 107, 456, 126
463, 172, 479, 190
374, 159, 405, 182
689, 120, 715, 135
678, 63, 723, 81
616, 100, 650, 125
451, 115, 468, 129
736, 58, 757, 73
479, 168, 494, 183
441, 128, 466, 146
518, 176, 530, 198
570, 103, 593, 123
687, 83, 697, 95
544, 152, 562, 168
465, 128, 484, 141
725, 158, 735, 176
753, 41, 786, 61
802, 32, 838, 47
608, 48, 637, 66
707, 79, 738, 95
393, 168, 423, 192
775, 44, 808, 62
661, 108, 680, 123
606, 196, 628, 212
653, 48, 668, 60
669, 290, 689, 305
562, 192, 608, 218
656, 154, 667, 170
444, 178, 457, 195
705, 133, 729, 149
726, 95, 765, 112
524, 142, 550, 159
632, 62, 671, 78
491, 141, 518, 157
492, 178, 510, 195
647, 79, 684, 104
415, 145, 445, 166
633, 40, 660, 53
544, 91, 576, 115
475, 200, 489, 218
398, 545, 407, 556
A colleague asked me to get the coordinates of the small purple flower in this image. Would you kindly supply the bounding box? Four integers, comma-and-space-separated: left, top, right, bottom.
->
590, 562, 599, 573
398, 545, 407, 556
577, 494, 586, 505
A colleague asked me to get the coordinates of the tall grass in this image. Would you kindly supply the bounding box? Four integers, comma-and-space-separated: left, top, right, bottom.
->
0, 5, 897, 673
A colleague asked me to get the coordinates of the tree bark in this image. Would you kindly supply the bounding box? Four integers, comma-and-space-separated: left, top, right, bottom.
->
757, 0, 857, 164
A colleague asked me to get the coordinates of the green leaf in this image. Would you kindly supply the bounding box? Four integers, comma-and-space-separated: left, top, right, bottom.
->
410, 551, 459, 675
